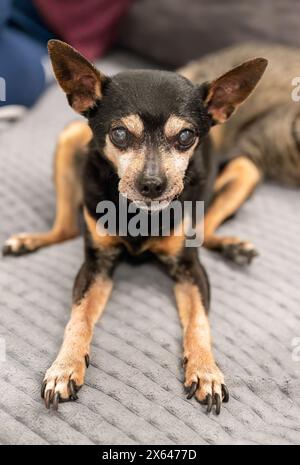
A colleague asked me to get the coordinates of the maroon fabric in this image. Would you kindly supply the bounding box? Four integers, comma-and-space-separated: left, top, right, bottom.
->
33, 0, 133, 59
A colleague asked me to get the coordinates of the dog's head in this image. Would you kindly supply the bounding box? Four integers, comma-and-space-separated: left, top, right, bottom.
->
48, 40, 267, 208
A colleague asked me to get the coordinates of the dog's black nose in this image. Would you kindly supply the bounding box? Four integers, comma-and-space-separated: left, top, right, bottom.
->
137, 175, 167, 199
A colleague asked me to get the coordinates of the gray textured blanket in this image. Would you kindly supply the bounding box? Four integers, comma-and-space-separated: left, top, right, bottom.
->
0, 55, 299, 445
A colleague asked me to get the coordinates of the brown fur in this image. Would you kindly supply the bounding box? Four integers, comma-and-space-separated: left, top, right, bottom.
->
146, 221, 185, 256
164, 115, 194, 138
204, 156, 262, 250
48, 40, 103, 113
85, 205, 186, 257
84, 207, 122, 250
43, 276, 113, 403
4, 121, 91, 253
205, 58, 268, 124
118, 114, 144, 137
175, 282, 224, 402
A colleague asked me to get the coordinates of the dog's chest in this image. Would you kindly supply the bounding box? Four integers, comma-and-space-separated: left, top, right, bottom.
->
112, 232, 185, 259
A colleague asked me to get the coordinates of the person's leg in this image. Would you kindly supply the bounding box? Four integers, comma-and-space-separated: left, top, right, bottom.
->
0, 26, 47, 107
0, 0, 11, 29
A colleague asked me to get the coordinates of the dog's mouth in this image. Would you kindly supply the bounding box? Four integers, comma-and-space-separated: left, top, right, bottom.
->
120, 191, 177, 212
134, 197, 173, 212
119, 177, 185, 212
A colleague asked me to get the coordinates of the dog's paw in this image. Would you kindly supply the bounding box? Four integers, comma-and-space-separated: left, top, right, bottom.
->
221, 240, 258, 265
2, 234, 41, 256
183, 353, 229, 415
41, 354, 90, 410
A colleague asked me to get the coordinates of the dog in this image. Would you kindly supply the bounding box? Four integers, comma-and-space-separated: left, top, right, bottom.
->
179, 42, 300, 262
2, 40, 267, 413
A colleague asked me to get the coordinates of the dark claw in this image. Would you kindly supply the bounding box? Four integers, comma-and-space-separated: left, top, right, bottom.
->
41, 380, 47, 399
182, 356, 188, 367
85, 354, 90, 368
206, 394, 213, 413
2, 244, 31, 257
222, 243, 258, 266
246, 248, 259, 265
214, 393, 221, 415
68, 380, 78, 400
2, 245, 12, 256
186, 381, 198, 399
44, 390, 52, 409
221, 384, 229, 403
52, 392, 60, 411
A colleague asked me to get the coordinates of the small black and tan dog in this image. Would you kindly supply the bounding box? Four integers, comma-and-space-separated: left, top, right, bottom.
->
2, 40, 267, 413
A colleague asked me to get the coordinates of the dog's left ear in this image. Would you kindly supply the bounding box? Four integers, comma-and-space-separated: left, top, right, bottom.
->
48, 40, 105, 114
204, 58, 268, 124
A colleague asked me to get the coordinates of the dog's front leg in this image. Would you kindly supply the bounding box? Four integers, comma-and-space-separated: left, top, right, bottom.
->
41, 245, 120, 410
158, 247, 229, 414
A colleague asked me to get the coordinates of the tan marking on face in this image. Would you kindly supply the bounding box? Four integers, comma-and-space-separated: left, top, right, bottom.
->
164, 115, 194, 138
104, 114, 143, 171
162, 116, 198, 199
118, 114, 144, 138
104, 114, 198, 204
103, 135, 148, 201
166, 149, 190, 174
157, 138, 198, 201
104, 135, 145, 176
118, 150, 146, 200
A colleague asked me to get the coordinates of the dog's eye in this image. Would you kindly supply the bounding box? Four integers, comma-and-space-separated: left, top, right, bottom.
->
110, 127, 129, 148
177, 129, 196, 148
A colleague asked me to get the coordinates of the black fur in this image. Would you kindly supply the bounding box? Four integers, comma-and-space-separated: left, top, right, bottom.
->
84, 71, 214, 231
78, 70, 216, 309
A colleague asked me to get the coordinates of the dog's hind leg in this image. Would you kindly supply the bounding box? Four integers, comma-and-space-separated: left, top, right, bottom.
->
3, 121, 92, 256
203, 156, 262, 265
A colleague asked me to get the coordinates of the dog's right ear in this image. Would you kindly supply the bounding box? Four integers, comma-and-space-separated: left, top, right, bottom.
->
48, 40, 106, 114
204, 58, 268, 124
